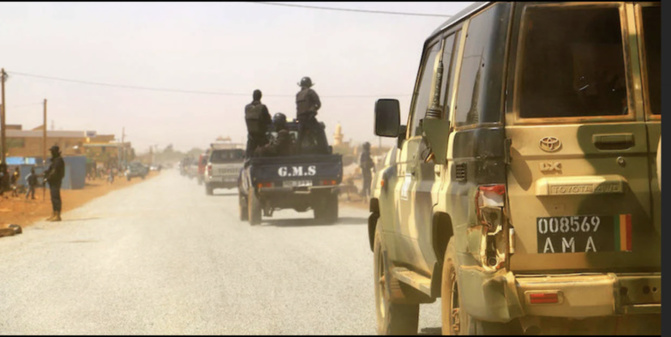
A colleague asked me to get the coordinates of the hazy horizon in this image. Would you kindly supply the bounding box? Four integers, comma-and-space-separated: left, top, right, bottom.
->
1, 2, 474, 154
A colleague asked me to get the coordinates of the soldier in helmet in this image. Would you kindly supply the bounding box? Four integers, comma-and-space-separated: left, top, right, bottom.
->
245, 89, 272, 158
359, 142, 376, 202
43, 145, 65, 221
295, 76, 328, 154
255, 113, 292, 157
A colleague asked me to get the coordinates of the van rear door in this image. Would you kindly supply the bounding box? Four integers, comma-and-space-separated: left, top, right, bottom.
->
504, 3, 659, 273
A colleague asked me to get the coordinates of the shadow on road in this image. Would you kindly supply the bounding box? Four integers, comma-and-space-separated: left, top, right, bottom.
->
419, 327, 442, 335
261, 216, 367, 228
61, 217, 103, 222
211, 192, 238, 197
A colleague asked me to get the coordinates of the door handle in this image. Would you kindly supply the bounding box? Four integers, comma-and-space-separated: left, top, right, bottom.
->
593, 133, 634, 150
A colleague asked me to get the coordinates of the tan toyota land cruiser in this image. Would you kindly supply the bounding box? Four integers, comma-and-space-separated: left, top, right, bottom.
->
368, 1, 660, 335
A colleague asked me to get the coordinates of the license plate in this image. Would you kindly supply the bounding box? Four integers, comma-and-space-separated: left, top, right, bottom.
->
536, 214, 632, 254
283, 180, 312, 187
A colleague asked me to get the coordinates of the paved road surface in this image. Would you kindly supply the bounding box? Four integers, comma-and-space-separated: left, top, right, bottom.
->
0, 170, 441, 334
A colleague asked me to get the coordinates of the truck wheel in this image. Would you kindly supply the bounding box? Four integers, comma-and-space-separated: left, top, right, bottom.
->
239, 194, 249, 221
374, 228, 419, 335
248, 191, 262, 225
127, 176, 131, 182
206, 184, 214, 196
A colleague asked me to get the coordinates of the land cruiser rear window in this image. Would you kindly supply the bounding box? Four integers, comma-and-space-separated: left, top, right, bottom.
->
518, 5, 628, 119
210, 149, 244, 163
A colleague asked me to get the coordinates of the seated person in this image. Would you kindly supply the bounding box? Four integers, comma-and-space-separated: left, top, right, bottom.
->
254, 113, 292, 157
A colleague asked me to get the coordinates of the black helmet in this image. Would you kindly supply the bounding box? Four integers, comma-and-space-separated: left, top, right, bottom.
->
273, 112, 287, 130
298, 76, 313, 88
50, 145, 60, 153
253, 89, 262, 101
363, 142, 371, 151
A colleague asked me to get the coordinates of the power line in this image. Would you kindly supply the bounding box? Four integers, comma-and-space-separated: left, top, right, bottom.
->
246, 2, 453, 18
8, 71, 411, 98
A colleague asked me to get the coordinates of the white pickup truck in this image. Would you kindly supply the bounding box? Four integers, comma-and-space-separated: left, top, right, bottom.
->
203, 143, 245, 195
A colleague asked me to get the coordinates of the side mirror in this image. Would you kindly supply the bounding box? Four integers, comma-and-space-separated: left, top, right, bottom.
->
421, 118, 451, 165
374, 99, 400, 137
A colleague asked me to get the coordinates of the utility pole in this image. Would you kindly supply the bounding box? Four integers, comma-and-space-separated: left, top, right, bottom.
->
1, 68, 7, 163
43, 99, 47, 165
121, 127, 125, 166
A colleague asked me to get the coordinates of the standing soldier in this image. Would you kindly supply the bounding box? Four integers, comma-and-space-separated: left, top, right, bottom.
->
244, 89, 272, 158
44, 145, 65, 222
295, 76, 328, 154
359, 142, 376, 202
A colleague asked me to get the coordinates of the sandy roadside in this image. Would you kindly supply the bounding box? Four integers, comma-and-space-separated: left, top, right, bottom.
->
0, 170, 160, 229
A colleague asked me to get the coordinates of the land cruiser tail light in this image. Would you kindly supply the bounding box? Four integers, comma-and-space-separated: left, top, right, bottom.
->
322, 180, 337, 186
476, 184, 506, 230
475, 184, 508, 270
257, 182, 273, 189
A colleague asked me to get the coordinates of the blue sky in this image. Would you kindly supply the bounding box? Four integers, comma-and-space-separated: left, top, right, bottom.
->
1, 2, 473, 152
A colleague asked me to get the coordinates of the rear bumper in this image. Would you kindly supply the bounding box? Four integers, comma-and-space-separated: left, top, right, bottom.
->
257, 185, 339, 196
459, 267, 661, 322
205, 176, 238, 188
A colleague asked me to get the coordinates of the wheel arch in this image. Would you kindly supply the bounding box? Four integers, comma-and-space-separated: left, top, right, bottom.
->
430, 211, 454, 297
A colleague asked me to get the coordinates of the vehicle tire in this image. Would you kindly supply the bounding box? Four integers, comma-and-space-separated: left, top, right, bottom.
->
441, 237, 472, 335
126, 176, 131, 182
441, 238, 519, 335
141, 175, 145, 180
374, 228, 420, 335
205, 183, 214, 196
248, 190, 262, 225
239, 194, 248, 221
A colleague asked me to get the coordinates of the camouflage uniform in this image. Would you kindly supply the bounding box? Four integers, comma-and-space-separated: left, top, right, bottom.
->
296, 85, 328, 154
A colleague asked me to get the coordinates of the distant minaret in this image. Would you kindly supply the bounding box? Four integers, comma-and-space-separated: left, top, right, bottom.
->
333, 123, 344, 146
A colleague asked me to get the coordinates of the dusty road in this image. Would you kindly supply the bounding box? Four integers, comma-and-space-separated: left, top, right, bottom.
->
0, 170, 441, 334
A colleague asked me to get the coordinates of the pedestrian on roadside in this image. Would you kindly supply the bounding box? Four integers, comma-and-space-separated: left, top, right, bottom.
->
10, 167, 21, 197
25, 167, 37, 200
43, 145, 65, 222
107, 168, 114, 184
359, 142, 376, 202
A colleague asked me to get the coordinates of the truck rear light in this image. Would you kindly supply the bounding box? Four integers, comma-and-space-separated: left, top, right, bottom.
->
476, 184, 506, 228
322, 180, 337, 186
475, 184, 508, 270
529, 292, 559, 304
257, 182, 273, 189
206, 164, 212, 176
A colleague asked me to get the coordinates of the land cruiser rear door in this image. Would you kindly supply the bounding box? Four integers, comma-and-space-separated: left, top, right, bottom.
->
504, 2, 660, 272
